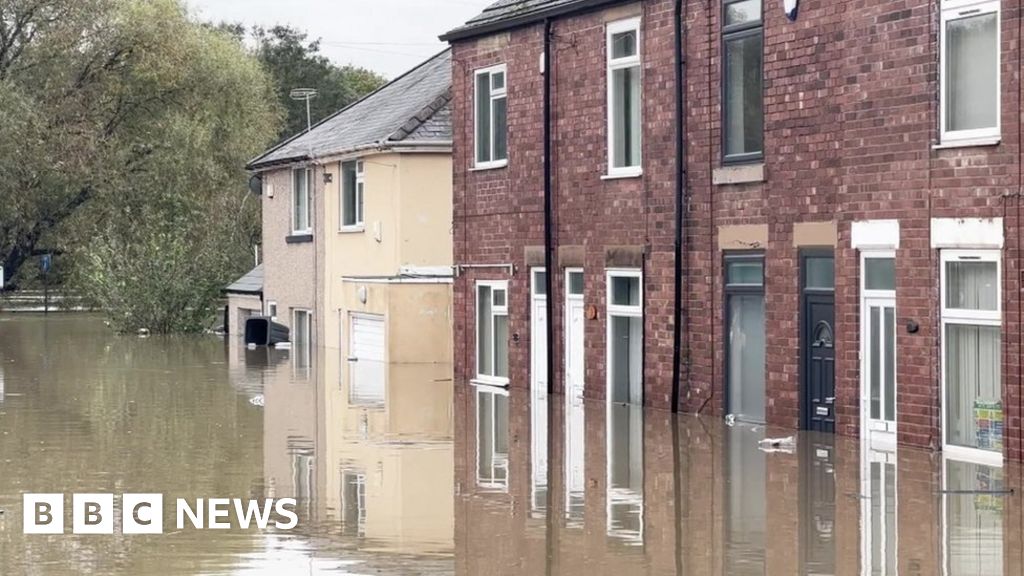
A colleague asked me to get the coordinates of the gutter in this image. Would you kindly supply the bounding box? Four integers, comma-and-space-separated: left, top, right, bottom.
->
247, 140, 453, 173
670, 0, 689, 412
440, 0, 627, 42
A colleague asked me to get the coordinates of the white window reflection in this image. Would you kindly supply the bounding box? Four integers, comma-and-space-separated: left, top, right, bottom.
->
606, 403, 643, 545
944, 458, 1004, 576
861, 448, 898, 576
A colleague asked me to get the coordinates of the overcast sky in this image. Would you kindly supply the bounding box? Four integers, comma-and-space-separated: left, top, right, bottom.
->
187, 0, 491, 78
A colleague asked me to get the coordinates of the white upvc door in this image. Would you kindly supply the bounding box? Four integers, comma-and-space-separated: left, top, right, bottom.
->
530, 269, 548, 513
564, 268, 586, 521
349, 313, 386, 405
861, 252, 897, 450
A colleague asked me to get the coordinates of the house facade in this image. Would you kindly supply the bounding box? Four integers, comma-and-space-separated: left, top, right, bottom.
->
443, 0, 1024, 465
240, 49, 455, 402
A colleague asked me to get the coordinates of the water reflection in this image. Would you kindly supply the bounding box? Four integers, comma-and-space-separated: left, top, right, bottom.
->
455, 383, 1024, 576
0, 315, 1020, 575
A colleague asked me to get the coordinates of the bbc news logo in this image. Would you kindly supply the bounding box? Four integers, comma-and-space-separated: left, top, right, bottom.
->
23, 494, 298, 534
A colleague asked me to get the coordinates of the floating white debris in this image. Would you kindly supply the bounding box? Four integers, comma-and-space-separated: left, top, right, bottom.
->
724, 414, 736, 426
249, 395, 265, 408
758, 436, 797, 454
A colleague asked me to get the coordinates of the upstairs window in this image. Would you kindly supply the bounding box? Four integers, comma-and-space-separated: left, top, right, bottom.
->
475, 65, 508, 169
722, 0, 764, 162
941, 0, 1000, 144
341, 160, 364, 229
607, 18, 642, 176
292, 167, 312, 234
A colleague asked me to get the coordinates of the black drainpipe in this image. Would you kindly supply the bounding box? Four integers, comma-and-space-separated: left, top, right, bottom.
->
670, 0, 688, 413
544, 18, 556, 396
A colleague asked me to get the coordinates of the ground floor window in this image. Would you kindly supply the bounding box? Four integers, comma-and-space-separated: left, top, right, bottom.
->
941, 251, 1001, 462
292, 309, 312, 372
476, 282, 509, 384
607, 270, 643, 405
725, 253, 765, 424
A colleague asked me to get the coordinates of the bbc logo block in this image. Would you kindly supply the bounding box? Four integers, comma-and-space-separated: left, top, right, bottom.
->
24, 493, 164, 535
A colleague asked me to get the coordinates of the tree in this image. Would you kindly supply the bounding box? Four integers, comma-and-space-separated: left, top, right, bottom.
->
0, 0, 282, 331
248, 25, 387, 140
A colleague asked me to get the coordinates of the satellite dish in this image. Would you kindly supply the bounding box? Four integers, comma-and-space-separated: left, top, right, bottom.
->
784, 0, 799, 21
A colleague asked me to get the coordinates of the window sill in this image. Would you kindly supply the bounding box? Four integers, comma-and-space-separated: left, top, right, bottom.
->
601, 168, 643, 180
471, 378, 510, 389
339, 225, 365, 234
713, 163, 765, 185
470, 160, 508, 172
933, 137, 1001, 150
286, 233, 313, 244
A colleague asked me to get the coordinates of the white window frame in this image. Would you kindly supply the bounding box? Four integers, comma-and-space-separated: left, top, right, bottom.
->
476, 384, 510, 491
939, 0, 1001, 145
473, 64, 508, 170
340, 159, 365, 231
606, 17, 643, 178
291, 167, 312, 235
606, 269, 644, 407
475, 280, 510, 386
939, 249, 1002, 466
291, 308, 313, 377
265, 300, 278, 321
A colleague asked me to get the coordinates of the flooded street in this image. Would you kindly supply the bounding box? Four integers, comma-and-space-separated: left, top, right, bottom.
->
0, 315, 1020, 575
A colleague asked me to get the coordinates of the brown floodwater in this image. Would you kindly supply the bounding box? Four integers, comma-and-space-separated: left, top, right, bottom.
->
0, 315, 1019, 575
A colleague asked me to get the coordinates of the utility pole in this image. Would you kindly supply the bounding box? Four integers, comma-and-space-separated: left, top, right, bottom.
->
289, 88, 319, 133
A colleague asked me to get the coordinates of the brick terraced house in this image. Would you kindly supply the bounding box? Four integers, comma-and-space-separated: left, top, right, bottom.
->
442, 0, 1024, 467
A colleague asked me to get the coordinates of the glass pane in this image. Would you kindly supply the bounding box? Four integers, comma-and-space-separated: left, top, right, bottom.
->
725, 0, 762, 27
342, 162, 357, 226
612, 66, 641, 168
945, 460, 1004, 575
611, 30, 637, 59
569, 271, 585, 296
724, 33, 764, 157
491, 70, 505, 91
946, 12, 998, 132
945, 324, 1001, 452
493, 288, 506, 308
804, 256, 835, 290
534, 270, 547, 296
493, 96, 507, 161
476, 73, 492, 162
356, 182, 364, 222
610, 315, 643, 404
870, 306, 880, 421
946, 261, 998, 311
611, 275, 641, 307
865, 258, 896, 291
477, 287, 493, 376
726, 260, 763, 285
494, 314, 509, 378
727, 294, 766, 423
884, 307, 896, 422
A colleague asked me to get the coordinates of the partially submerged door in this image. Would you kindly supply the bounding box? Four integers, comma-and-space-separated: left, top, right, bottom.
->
725, 254, 766, 424
349, 314, 385, 405
862, 253, 897, 448
802, 251, 835, 433
564, 269, 586, 521
530, 268, 548, 513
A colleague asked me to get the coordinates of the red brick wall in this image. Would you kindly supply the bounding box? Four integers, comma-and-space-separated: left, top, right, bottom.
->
451, 0, 1024, 459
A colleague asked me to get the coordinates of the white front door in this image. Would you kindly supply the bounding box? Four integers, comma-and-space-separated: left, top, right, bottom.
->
863, 296, 897, 447
530, 269, 548, 513
349, 314, 385, 405
564, 269, 585, 522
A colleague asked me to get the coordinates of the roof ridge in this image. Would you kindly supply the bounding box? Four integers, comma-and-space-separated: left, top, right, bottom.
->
388, 87, 453, 143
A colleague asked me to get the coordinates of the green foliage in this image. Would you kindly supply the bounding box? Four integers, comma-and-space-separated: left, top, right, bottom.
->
0, 0, 283, 332
244, 25, 387, 141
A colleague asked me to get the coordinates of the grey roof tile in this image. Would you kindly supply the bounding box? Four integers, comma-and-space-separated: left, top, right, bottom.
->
223, 264, 264, 295
441, 0, 604, 41
248, 49, 452, 170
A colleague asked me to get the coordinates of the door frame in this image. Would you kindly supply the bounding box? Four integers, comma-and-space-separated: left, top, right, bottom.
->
564, 267, 586, 524
347, 311, 387, 405
799, 248, 835, 432
723, 251, 766, 423
860, 250, 897, 448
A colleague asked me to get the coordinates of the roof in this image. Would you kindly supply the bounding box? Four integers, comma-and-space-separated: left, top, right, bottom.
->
247, 49, 452, 171
440, 0, 623, 42
223, 264, 264, 295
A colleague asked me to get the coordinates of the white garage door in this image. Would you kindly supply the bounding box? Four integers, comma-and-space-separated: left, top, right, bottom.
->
349, 314, 385, 405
